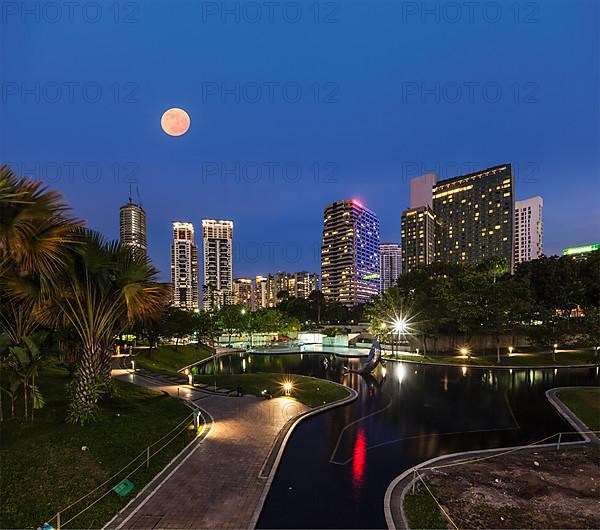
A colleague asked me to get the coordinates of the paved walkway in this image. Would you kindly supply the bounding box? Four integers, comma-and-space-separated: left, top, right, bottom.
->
106, 370, 308, 529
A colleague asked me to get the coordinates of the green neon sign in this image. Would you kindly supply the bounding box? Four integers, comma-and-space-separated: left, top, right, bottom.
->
562, 244, 600, 256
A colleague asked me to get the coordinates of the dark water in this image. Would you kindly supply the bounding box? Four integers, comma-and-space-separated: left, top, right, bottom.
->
198, 352, 599, 529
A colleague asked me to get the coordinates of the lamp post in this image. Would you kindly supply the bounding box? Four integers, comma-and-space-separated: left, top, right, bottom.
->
393, 318, 408, 359
508, 346, 514, 357
553, 343, 558, 362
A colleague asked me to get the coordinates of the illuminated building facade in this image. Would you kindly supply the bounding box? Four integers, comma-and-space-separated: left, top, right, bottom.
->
202, 219, 233, 310
255, 275, 269, 309
233, 278, 253, 308
171, 222, 199, 310
401, 207, 436, 273
253, 271, 318, 309
433, 164, 514, 270
119, 200, 147, 254
380, 242, 402, 291
294, 271, 318, 299
321, 199, 380, 306
514, 196, 543, 264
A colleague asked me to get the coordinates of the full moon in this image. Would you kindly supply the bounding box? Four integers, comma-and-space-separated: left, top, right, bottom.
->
161, 108, 191, 137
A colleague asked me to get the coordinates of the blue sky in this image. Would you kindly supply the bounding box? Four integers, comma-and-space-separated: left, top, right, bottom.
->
2, 0, 598, 281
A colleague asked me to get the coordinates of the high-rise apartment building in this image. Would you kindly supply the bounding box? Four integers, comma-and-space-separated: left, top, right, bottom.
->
432, 164, 514, 269
119, 199, 147, 254
171, 222, 199, 310
380, 242, 402, 291
294, 271, 318, 299
202, 219, 233, 310
255, 275, 269, 310
401, 206, 436, 273
233, 278, 253, 308
321, 199, 380, 306
514, 196, 543, 264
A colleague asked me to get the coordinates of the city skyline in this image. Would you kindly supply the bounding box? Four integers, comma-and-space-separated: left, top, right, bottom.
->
4, 2, 597, 282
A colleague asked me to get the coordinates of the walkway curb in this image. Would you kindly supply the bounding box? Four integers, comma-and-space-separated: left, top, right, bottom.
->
249, 383, 358, 529
383, 385, 596, 530
382, 356, 598, 370
546, 387, 599, 446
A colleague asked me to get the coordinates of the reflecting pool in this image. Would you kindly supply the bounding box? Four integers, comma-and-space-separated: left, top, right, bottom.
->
197, 352, 599, 529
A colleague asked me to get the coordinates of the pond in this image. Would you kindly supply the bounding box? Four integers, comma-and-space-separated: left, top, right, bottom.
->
197, 351, 599, 529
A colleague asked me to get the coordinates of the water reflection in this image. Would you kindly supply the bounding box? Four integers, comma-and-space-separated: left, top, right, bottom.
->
197, 352, 599, 529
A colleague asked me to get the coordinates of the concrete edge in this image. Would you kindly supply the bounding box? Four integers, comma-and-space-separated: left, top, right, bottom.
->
382, 356, 599, 370
103, 404, 214, 530
248, 382, 359, 529
383, 384, 598, 530
546, 387, 599, 445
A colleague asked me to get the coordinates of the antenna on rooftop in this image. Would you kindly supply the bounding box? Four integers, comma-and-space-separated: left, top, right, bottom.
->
128, 183, 132, 204
136, 185, 143, 207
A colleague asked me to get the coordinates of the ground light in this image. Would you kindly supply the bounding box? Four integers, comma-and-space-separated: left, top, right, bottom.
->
508, 346, 514, 356
459, 347, 469, 357
282, 381, 294, 396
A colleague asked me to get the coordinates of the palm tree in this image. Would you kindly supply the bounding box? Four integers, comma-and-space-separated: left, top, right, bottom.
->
52, 230, 168, 424
0, 165, 81, 344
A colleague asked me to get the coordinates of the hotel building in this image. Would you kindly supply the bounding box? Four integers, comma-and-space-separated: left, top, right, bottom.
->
321, 199, 380, 306
202, 219, 233, 310
171, 222, 199, 310
432, 164, 514, 270
119, 199, 147, 254
514, 196, 543, 264
401, 206, 436, 273
380, 242, 402, 291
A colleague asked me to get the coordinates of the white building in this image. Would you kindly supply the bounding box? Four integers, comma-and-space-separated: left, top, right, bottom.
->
120, 200, 147, 254
514, 196, 543, 264
380, 242, 402, 292
202, 219, 233, 310
171, 222, 199, 310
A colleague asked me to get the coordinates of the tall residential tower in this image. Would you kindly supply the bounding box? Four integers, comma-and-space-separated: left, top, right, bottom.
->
514, 196, 543, 264
202, 219, 233, 310
321, 199, 380, 306
171, 222, 199, 310
401, 206, 436, 273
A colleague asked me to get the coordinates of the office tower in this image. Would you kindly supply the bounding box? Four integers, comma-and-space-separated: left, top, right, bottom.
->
432, 164, 514, 269
255, 275, 269, 309
321, 199, 380, 306
401, 207, 436, 273
202, 219, 233, 310
514, 196, 543, 264
171, 222, 199, 310
294, 271, 318, 299
233, 278, 253, 308
410, 173, 437, 209
119, 199, 147, 254
380, 242, 402, 292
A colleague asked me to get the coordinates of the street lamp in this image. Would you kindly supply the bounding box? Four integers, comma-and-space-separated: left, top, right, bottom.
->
508, 346, 514, 356
553, 343, 558, 362
393, 318, 408, 359
282, 381, 293, 396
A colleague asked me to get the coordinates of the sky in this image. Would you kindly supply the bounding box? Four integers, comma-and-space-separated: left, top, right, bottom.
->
2, 0, 599, 282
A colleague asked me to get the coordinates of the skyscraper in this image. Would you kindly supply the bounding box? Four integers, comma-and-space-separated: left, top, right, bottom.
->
380, 242, 402, 292
514, 196, 543, 264
401, 206, 436, 273
433, 164, 514, 270
255, 275, 269, 309
321, 199, 380, 306
202, 219, 233, 310
171, 222, 199, 310
119, 199, 147, 254
233, 278, 253, 308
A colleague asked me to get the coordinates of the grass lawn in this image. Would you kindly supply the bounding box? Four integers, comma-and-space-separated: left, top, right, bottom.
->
557, 387, 600, 431
403, 482, 448, 530
384, 349, 597, 367
0, 363, 195, 529
134, 344, 213, 377
193, 372, 350, 408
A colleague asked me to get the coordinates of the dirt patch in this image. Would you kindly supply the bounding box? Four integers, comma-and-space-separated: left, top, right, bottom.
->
422, 447, 600, 529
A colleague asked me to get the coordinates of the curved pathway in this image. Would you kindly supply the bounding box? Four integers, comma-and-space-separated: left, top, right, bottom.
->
105, 369, 354, 529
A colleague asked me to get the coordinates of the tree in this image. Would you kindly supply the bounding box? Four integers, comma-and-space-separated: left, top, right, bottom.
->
52, 231, 168, 425
162, 307, 196, 351
218, 304, 248, 346
191, 310, 220, 348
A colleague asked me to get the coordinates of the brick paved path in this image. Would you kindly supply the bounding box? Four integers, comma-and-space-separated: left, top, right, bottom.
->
107, 370, 308, 529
